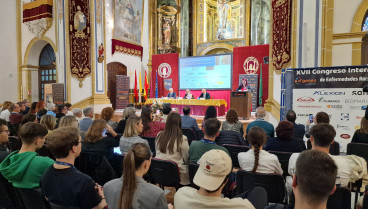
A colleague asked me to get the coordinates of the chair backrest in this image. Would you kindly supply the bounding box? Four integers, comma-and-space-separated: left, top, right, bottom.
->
74, 152, 116, 185
8, 136, 22, 152
236, 170, 286, 204
141, 136, 156, 157
222, 144, 249, 168
237, 186, 268, 209
188, 163, 199, 189
327, 187, 351, 209
307, 139, 340, 155
268, 150, 293, 177
49, 202, 81, 209
17, 188, 50, 209
149, 158, 181, 189
215, 130, 246, 146
182, 129, 196, 145
347, 143, 368, 163
0, 172, 24, 208
111, 153, 125, 177
195, 129, 204, 141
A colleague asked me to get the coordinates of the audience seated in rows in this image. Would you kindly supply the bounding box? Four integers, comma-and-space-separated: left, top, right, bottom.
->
189, 118, 229, 163
104, 143, 172, 209
265, 120, 306, 152
0, 101, 12, 122
141, 107, 165, 138
238, 126, 283, 174
59, 115, 86, 140
287, 123, 364, 191
267, 150, 338, 209
36, 100, 47, 120
0, 122, 54, 188
101, 107, 118, 131
175, 149, 255, 209
41, 127, 107, 209
120, 116, 148, 155
161, 103, 172, 123
352, 116, 368, 143
116, 106, 135, 134
305, 111, 330, 138
82, 119, 119, 162
40, 115, 56, 136
46, 103, 56, 117
246, 107, 274, 138
156, 112, 190, 185
286, 110, 305, 140
201, 106, 217, 127
79, 107, 94, 131
221, 108, 244, 135
9, 103, 23, 125
72, 108, 83, 122
0, 119, 10, 162
181, 106, 200, 132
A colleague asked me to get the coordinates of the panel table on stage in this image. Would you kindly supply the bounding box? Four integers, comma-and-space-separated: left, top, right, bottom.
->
145, 99, 228, 116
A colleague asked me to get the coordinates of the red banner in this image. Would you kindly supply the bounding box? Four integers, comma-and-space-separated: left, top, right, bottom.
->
23, 0, 53, 23
112, 39, 143, 60
272, 0, 291, 71
150, 53, 179, 98
233, 45, 269, 106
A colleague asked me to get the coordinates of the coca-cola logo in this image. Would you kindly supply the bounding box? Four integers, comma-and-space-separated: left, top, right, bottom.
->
340, 134, 351, 139
297, 97, 315, 103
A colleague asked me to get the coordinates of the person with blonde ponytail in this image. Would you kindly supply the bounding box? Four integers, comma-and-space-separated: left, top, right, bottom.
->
103, 143, 173, 209
238, 127, 282, 174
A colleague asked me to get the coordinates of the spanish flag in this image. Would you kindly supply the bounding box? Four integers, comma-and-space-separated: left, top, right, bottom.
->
139, 71, 142, 103
144, 71, 148, 100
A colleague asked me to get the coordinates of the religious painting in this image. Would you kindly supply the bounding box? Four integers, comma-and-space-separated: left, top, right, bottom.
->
113, 0, 144, 46
250, 0, 271, 45
197, 0, 245, 43
157, 5, 179, 54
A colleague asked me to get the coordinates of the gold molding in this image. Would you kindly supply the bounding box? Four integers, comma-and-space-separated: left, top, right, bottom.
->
21, 65, 39, 69
321, 0, 334, 67
264, 98, 281, 120
198, 43, 234, 55
333, 31, 366, 40
23, 37, 57, 66
72, 95, 111, 109
351, 0, 368, 33
103, 0, 108, 95
17, 0, 22, 101
245, 0, 250, 46
91, 0, 96, 96
332, 41, 363, 45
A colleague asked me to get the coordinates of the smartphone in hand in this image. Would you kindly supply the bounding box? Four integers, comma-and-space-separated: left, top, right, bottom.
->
309, 114, 314, 123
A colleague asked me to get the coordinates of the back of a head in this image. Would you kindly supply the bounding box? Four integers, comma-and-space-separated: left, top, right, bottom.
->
101, 107, 114, 121
30, 102, 38, 111
65, 103, 72, 109
59, 116, 78, 128
122, 107, 135, 120
46, 103, 55, 111
256, 107, 266, 118
57, 104, 65, 113
310, 123, 336, 147
0, 119, 7, 130
162, 103, 172, 115
204, 118, 221, 137
286, 110, 296, 123
183, 106, 191, 115
21, 114, 37, 125
83, 107, 93, 117
18, 122, 48, 145
120, 143, 151, 209
295, 150, 337, 203
360, 117, 368, 134
225, 108, 238, 124
85, 119, 106, 143
47, 127, 80, 158
141, 107, 152, 122
315, 112, 330, 124
40, 115, 56, 130
72, 108, 82, 116
204, 106, 217, 120
157, 112, 182, 154
35, 101, 45, 112
276, 120, 294, 140
123, 116, 141, 137
2, 101, 12, 111
248, 126, 267, 147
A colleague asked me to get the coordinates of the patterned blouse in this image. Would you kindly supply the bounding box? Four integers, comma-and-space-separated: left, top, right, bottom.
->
221, 121, 243, 134
142, 121, 166, 138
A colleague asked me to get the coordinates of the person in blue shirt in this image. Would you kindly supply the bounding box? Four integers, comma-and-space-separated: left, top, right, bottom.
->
246, 107, 274, 138
167, 88, 177, 99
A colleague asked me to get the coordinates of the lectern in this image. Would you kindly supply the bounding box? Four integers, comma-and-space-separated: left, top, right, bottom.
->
230, 91, 251, 120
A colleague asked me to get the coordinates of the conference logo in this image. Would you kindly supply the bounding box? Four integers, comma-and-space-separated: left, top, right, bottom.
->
356, 116, 363, 120
340, 134, 351, 139
340, 113, 349, 121
158, 63, 171, 78
337, 124, 349, 130
313, 90, 345, 95
345, 99, 368, 104
326, 105, 342, 109
294, 77, 316, 85
243, 57, 259, 74
352, 91, 368, 95
350, 106, 367, 111
318, 97, 340, 103
297, 97, 314, 103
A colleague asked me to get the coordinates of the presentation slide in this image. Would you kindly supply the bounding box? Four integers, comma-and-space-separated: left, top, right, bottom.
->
179, 54, 232, 90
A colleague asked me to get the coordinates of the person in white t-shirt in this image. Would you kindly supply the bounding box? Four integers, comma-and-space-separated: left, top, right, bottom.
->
238, 126, 283, 174
174, 149, 255, 209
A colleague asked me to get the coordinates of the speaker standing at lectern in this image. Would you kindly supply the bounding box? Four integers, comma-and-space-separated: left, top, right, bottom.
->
236, 78, 250, 91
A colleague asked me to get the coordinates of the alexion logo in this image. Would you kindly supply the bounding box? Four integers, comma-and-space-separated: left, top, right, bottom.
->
297, 97, 314, 103
340, 134, 351, 139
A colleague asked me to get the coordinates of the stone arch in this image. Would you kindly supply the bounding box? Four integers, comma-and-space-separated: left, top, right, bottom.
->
199, 43, 234, 56
351, 0, 368, 32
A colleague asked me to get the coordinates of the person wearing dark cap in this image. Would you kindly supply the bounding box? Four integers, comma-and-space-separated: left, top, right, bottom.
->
352, 108, 368, 143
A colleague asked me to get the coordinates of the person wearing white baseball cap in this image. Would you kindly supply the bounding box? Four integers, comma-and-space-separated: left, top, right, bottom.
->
174, 149, 255, 209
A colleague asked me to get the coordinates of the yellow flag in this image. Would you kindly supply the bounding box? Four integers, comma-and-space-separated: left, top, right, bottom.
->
139, 71, 142, 103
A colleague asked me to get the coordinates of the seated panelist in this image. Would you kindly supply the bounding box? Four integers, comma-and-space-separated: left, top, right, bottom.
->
167, 88, 177, 99
236, 78, 250, 91
184, 89, 194, 99
198, 89, 210, 100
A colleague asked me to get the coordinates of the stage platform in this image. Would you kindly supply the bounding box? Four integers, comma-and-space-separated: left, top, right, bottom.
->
95, 109, 255, 133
